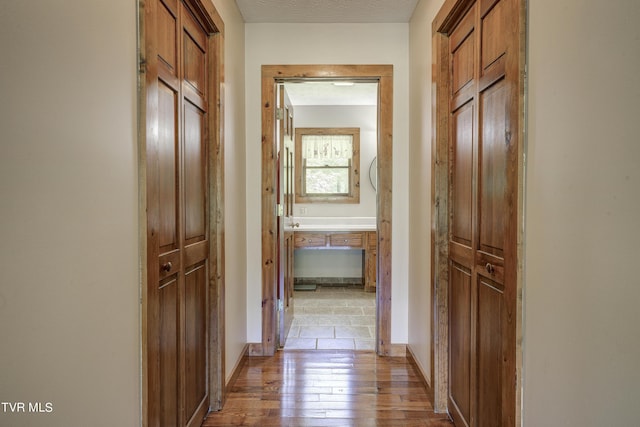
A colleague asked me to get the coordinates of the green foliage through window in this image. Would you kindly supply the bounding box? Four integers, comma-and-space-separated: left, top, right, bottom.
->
295, 128, 360, 204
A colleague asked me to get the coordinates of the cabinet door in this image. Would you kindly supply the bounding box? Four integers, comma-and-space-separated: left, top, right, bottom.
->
365, 232, 377, 292
365, 249, 377, 293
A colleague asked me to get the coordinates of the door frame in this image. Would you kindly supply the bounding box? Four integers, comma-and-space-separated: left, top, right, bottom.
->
260, 64, 394, 356
430, 0, 526, 421
137, 0, 226, 422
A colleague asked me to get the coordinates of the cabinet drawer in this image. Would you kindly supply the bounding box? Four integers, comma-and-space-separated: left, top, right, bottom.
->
329, 233, 363, 248
294, 233, 326, 248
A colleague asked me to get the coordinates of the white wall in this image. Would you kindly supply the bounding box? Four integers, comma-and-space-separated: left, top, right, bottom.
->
525, 0, 640, 425
0, 1, 139, 426
245, 23, 410, 343
295, 250, 365, 278
407, 0, 445, 386
211, 0, 247, 384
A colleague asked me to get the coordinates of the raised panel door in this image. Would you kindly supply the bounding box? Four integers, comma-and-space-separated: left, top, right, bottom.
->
448, 6, 476, 426
446, 0, 519, 425
145, 1, 211, 426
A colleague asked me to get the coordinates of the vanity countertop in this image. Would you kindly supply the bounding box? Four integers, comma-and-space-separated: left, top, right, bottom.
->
295, 224, 376, 232
290, 217, 376, 232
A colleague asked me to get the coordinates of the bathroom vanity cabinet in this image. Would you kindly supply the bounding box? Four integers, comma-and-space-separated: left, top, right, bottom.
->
294, 230, 377, 292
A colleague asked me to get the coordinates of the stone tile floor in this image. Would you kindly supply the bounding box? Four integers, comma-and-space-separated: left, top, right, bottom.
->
285, 285, 376, 351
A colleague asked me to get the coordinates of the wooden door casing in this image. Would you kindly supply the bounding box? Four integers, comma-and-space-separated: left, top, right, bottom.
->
141, 0, 224, 425
433, 0, 525, 425
260, 65, 393, 357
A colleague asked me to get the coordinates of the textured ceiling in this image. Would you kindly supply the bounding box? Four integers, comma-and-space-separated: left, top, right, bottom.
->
284, 82, 378, 106
237, 1, 403, 105
235, 0, 419, 23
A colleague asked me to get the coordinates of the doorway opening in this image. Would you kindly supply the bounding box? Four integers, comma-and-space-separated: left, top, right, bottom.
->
259, 64, 394, 357
282, 80, 379, 350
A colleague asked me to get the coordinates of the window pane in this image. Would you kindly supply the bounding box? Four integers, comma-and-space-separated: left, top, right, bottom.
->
306, 168, 350, 194
295, 127, 360, 204
301, 136, 352, 162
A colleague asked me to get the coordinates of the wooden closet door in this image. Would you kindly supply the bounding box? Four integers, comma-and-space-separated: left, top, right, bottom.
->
146, 1, 210, 426
447, 0, 519, 426
448, 6, 476, 425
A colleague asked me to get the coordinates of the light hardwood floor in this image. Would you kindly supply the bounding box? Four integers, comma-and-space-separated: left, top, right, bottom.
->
203, 350, 454, 427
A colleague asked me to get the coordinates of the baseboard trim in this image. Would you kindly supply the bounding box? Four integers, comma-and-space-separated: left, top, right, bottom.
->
388, 344, 407, 357
225, 344, 249, 392
248, 342, 408, 358
406, 344, 434, 402
294, 277, 364, 287
248, 342, 265, 356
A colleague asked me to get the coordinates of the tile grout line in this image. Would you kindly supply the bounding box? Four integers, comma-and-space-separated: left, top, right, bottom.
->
285, 286, 376, 350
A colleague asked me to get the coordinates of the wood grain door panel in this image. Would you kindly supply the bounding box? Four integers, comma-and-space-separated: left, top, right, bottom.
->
451, 101, 474, 247
449, 262, 472, 426
184, 262, 207, 425
159, 276, 179, 427
480, 0, 507, 71
145, 1, 213, 425
444, 0, 519, 425
478, 79, 507, 259
182, 35, 206, 97
448, 7, 476, 426
157, 1, 177, 71
183, 101, 206, 243
158, 82, 179, 252
476, 276, 504, 427
450, 6, 476, 112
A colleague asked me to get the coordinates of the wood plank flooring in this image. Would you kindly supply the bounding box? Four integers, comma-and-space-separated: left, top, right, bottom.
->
203, 350, 454, 426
